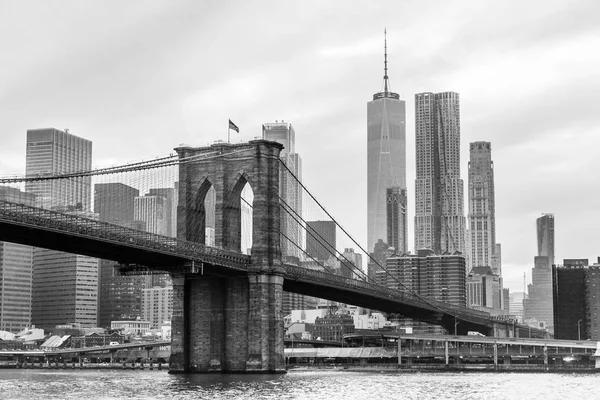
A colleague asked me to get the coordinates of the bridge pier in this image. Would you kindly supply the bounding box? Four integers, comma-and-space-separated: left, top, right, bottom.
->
169, 272, 285, 373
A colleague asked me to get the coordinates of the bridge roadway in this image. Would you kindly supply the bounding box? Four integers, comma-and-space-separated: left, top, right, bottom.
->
0, 200, 515, 335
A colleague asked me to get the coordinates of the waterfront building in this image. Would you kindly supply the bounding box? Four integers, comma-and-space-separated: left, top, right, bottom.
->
524, 214, 555, 333
305, 220, 336, 262
386, 187, 407, 254
467, 142, 500, 274
367, 31, 406, 253
25, 128, 98, 330
0, 187, 36, 333
263, 121, 302, 259
313, 314, 355, 341
111, 320, 152, 336
553, 258, 600, 341
414, 92, 466, 255
141, 286, 173, 330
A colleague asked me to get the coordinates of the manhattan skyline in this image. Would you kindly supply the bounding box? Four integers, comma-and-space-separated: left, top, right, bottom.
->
0, 1, 598, 293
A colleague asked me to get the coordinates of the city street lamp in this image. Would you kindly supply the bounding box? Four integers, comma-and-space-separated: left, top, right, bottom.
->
454, 318, 460, 336
578, 319, 582, 341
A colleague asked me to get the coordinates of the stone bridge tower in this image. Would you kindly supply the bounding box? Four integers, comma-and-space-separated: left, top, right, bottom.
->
170, 140, 285, 373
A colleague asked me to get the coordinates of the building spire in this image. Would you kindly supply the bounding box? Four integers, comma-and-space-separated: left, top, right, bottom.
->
384, 28, 389, 94
372, 28, 399, 100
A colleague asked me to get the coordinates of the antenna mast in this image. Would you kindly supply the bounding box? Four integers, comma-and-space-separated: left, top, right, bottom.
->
383, 28, 389, 95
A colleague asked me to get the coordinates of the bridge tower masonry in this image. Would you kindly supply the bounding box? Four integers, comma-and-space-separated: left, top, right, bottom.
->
170, 140, 286, 374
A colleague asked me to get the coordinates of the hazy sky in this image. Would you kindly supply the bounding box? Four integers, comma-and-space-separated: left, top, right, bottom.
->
1, 0, 598, 292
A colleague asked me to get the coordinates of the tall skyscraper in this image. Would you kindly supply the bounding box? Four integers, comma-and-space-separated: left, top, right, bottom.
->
467, 142, 500, 273
263, 121, 303, 259
0, 187, 36, 333
367, 31, 406, 252
537, 213, 555, 267
524, 214, 556, 333
25, 128, 92, 210
414, 92, 465, 255
26, 128, 99, 330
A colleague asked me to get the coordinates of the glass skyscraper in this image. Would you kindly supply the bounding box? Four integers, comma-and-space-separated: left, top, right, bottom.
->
367, 33, 406, 253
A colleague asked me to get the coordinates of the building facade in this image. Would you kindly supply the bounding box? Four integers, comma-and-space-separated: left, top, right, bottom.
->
414, 92, 465, 255
379, 249, 467, 307
94, 182, 148, 328
263, 122, 303, 259
467, 141, 500, 274
537, 214, 555, 267
313, 314, 355, 342
552, 258, 600, 341
0, 187, 36, 333
466, 266, 504, 311
367, 33, 406, 253
25, 128, 92, 210
305, 220, 336, 262
25, 128, 99, 330
524, 214, 556, 333
141, 286, 173, 329
386, 187, 407, 254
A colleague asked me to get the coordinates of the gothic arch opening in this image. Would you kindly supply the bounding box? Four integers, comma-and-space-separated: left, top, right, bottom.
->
223, 174, 253, 253
188, 179, 214, 245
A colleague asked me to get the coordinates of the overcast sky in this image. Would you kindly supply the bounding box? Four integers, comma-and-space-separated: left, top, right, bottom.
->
1, 0, 598, 292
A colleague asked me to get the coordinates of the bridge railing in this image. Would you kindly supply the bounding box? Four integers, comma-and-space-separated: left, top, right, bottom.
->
0, 200, 251, 269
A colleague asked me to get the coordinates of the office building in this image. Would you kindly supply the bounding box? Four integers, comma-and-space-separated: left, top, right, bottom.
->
466, 266, 504, 311
141, 286, 173, 330
147, 188, 177, 238
0, 187, 36, 333
414, 92, 466, 255
263, 121, 303, 259
552, 259, 588, 340
134, 195, 168, 236
367, 32, 406, 253
26, 128, 98, 330
306, 220, 336, 262
467, 142, 500, 274
537, 214, 555, 267
25, 128, 92, 210
524, 214, 555, 333
379, 249, 466, 307
386, 187, 407, 254
552, 258, 600, 341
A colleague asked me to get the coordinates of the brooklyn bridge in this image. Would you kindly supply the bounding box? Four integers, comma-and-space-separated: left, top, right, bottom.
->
0, 139, 536, 373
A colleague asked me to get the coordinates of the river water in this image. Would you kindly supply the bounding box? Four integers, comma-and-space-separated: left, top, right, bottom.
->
1, 369, 598, 399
